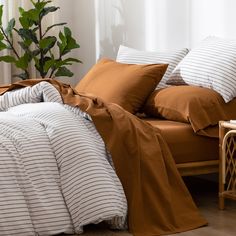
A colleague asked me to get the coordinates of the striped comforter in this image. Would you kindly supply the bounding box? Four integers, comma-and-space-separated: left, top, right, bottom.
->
0, 82, 127, 236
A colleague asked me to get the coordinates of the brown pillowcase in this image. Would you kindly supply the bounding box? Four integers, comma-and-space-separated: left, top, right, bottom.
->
75, 58, 168, 114
144, 85, 236, 133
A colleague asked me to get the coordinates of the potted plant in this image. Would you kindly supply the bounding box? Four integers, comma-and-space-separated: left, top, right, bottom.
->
0, 0, 81, 80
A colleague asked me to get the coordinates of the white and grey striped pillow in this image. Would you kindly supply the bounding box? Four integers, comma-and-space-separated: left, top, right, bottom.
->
116, 45, 189, 89
167, 36, 236, 103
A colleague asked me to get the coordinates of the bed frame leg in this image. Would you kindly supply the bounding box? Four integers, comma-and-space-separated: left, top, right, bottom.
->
219, 121, 225, 210
219, 194, 225, 210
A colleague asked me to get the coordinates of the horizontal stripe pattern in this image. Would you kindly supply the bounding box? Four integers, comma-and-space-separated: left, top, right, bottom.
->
0, 81, 62, 111
168, 36, 236, 102
0, 82, 127, 235
116, 45, 189, 88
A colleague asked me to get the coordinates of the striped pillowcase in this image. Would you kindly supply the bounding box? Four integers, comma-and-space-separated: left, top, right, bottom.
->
167, 36, 236, 103
116, 45, 189, 89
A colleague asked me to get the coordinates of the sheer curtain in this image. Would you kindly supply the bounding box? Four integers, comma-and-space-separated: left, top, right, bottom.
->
0, 0, 57, 84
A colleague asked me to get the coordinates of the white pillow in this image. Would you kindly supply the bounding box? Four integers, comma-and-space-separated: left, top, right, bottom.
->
116, 45, 189, 89
167, 36, 236, 103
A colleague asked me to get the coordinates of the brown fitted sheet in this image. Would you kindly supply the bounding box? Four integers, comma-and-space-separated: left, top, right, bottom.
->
143, 118, 219, 164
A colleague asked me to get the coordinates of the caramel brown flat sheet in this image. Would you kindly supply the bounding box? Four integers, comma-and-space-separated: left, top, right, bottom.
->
143, 118, 219, 164
0, 79, 207, 236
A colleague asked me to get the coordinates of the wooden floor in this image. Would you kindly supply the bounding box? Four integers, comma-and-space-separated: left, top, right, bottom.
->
172, 175, 236, 236
65, 175, 236, 236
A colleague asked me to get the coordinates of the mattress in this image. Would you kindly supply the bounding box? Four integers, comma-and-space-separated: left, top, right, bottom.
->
142, 118, 219, 164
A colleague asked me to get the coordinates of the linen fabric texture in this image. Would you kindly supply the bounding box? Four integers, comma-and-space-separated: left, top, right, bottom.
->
75, 58, 168, 114
116, 45, 189, 88
167, 36, 236, 103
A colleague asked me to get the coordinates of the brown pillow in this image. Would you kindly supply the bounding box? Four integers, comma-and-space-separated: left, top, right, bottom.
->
75, 58, 168, 114
144, 85, 236, 133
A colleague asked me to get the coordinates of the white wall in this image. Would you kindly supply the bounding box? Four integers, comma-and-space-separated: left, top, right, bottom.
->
54, 0, 97, 86
55, 0, 236, 84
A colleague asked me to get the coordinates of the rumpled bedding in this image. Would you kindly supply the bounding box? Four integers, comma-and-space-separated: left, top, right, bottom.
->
0, 82, 127, 236
0, 79, 207, 236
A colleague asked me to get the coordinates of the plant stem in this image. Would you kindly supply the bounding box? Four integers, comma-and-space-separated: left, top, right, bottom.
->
49, 61, 59, 78
49, 52, 62, 78
0, 26, 30, 79
0, 27, 20, 59
49, 67, 55, 78
38, 5, 45, 78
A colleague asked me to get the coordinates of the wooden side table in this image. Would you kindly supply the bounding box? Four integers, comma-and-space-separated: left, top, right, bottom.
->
219, 121, 236, 209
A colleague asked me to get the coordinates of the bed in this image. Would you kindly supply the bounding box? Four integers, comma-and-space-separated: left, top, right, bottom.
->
0, 79, 208, 236
113, 37, 236, 180
1, 36, 236, 236
144, 118, 219, 176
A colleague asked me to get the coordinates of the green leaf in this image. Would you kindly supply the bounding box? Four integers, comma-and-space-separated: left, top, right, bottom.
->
44, 22, 66, 36
0, 5, 3, 25
0, 55, 16, 63
19, 8, 35, 28
55, 66, 73, 77
37, 56, 52, 78
30, 0, 37, 7
64, 27, 72, 37
19, 16, 30, 28
0, 41, 8, 50
0, 32, 4, 40
5, 18, 15, 37
34, 1, 51, 10
39, 36, 56, 52
51, 58, 82, 69
44, 58, 55, 72
56, 57, 82, 67
57, 31, 67, 54
59, 30, 66, 42
18, 39, 32, 53
17, 45, 40, 60
19, 7, 25, 16
18, 41, 30, 51
57, 27, 80, 56
27, 9, 40, 22
32, 49, 41, 57
62, 27, 80, 56
64, 57, 82, 64
66, 36, 80, 50
40, 6, 59, 18
18, 29, 38, 43
34, 57, 40, 70
15, 53, 31, 70
14, 72, 29, 80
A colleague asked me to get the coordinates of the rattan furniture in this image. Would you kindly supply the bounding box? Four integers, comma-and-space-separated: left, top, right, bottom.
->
219, 121, 236, 209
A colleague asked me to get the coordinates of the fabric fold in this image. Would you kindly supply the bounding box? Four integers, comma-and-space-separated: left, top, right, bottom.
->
0, 79, 207, 236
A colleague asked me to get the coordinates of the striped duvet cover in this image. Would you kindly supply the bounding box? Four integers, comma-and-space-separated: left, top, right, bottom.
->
0, 82, 127, 236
